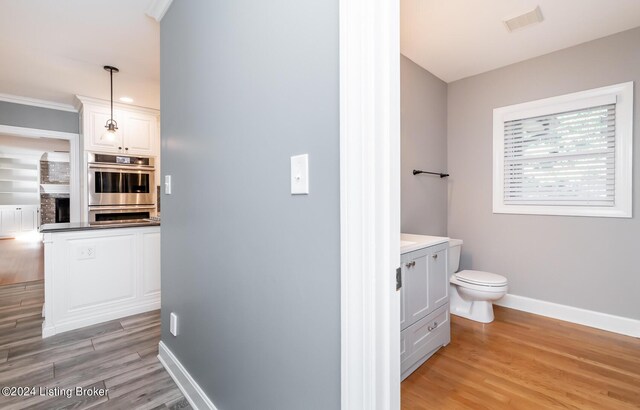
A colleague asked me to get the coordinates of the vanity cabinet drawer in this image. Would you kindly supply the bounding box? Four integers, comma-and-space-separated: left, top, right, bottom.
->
401, 303, 451, 380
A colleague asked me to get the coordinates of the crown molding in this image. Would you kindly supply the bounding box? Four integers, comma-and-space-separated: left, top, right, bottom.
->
0, 93, 77, 113
146, 0, 174, 22
75, 95, 160, 115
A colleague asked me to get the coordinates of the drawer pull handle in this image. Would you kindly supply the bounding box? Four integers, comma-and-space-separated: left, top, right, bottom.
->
405, 261, 416, 268
428, 321, 438, 331
432, 254, 438, 259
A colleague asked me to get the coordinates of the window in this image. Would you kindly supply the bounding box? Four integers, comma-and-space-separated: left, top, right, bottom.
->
493, 82, 633, 218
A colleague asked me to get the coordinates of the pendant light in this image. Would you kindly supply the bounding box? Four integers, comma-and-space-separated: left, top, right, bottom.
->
101, 65, 119, 141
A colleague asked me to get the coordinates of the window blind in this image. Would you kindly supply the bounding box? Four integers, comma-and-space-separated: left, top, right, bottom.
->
503, 103, 616, 206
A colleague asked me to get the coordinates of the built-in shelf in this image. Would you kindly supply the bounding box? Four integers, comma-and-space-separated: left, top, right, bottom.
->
0, 174, 37, 183
41, 152, 70, 163
40, 184, 70, 194
0, 156, 40, 206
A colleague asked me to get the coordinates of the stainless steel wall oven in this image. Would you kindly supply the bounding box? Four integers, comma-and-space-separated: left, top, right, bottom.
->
88, 153, 157, 224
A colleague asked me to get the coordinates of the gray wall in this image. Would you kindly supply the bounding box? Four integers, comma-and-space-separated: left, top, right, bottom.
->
448, 27, 640, 319
0, 101, 78, 133
160, 1, 340, 409
401, 55, 448, 236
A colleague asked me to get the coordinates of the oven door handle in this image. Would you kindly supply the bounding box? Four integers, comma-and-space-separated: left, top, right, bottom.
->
89, 164, 155, 172
89, 205, 157, 211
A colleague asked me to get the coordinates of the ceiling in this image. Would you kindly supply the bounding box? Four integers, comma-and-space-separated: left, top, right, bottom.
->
401, 0, 640, 83
3, 1, 640, 108
0, 0, 160, 110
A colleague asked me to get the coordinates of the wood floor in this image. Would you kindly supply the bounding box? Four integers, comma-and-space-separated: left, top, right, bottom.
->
0, 281, 188, 410
0, 238, 44, 285
2, 276, 639, 409
402, 306, 640, 410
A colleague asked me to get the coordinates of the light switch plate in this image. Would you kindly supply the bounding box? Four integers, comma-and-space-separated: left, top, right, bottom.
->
291, 154, 309, 195
165, 175, 172, 195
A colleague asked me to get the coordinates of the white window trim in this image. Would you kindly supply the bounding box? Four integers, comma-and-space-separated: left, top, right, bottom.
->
493, 82, 633, 218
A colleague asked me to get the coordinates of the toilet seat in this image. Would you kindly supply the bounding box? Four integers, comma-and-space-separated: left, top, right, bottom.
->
453, 270, 507, 287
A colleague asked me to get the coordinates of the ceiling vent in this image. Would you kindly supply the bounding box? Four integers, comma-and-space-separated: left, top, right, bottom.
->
503, 6, 544, 33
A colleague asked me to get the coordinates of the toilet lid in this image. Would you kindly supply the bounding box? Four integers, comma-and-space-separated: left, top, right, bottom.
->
455, 270, 507, 286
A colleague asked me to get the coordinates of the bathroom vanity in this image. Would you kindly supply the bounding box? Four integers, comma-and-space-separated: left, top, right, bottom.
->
400, 233, 451, 380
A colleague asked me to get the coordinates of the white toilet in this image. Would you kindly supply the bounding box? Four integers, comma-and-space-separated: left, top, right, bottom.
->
448, 239, 508, 323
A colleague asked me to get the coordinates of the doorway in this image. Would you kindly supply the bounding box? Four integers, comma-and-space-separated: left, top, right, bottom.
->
0, 127, 79, 286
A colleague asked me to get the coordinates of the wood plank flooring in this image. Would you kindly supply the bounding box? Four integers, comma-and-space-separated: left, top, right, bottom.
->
0, 238, 44, 285
0, 281, 189, 410
3, 276, 639, 409
402, 306, 640, 410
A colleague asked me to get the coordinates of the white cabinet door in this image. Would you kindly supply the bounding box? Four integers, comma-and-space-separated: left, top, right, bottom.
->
122, 112, 157, 156
86, 106, 124, 153
20, 207, 37, 231
1, 209, 20, 234
82, 104, 158, 156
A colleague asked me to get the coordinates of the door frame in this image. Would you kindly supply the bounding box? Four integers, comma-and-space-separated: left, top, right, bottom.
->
339, 0, 401, 408
0, 124, 81, 223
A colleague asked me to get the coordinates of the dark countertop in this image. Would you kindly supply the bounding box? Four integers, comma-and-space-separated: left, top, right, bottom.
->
40, 221, 161, 233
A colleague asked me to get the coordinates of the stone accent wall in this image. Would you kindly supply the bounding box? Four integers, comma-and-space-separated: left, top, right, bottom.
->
40, 160, 70, 224
40, 193, 70, 224
40, 161, 70, 184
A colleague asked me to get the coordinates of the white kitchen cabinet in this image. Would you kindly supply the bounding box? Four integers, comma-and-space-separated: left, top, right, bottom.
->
121, 111, 157, 156
0, 206, 39, 237
400, 238, 450, 380
86, 105, 124, 153
78, 96, 159, 157
42, 225, 161, 337
20, 207, 37, 231
0, 208, 19, 235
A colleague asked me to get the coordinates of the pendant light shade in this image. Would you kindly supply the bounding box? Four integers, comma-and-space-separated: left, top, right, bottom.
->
101, 65, 119, 141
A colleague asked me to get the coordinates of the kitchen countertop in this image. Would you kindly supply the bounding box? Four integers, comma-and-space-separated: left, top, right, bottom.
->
40, 221, 160, 233
401, 233, 449, 254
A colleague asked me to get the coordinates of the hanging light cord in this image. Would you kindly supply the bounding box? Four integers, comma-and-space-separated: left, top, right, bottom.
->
103, 65, 119, 130
109, 67, 114, 122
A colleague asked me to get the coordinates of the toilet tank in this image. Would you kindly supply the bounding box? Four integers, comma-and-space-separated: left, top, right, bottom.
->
448, 239, 463, 274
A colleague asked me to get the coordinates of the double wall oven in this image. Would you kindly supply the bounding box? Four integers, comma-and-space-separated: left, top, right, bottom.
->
88, 153, 157, 224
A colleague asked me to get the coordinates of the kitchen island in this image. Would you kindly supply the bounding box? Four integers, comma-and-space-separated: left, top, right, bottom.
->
40, 222, 161, 337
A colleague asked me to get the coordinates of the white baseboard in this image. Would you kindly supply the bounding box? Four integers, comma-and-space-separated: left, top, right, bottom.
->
495, 294, 640, 338
158, 341, 218, 410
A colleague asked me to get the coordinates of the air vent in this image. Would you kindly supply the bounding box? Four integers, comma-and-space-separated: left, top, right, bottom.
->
503, 6, 544, 33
